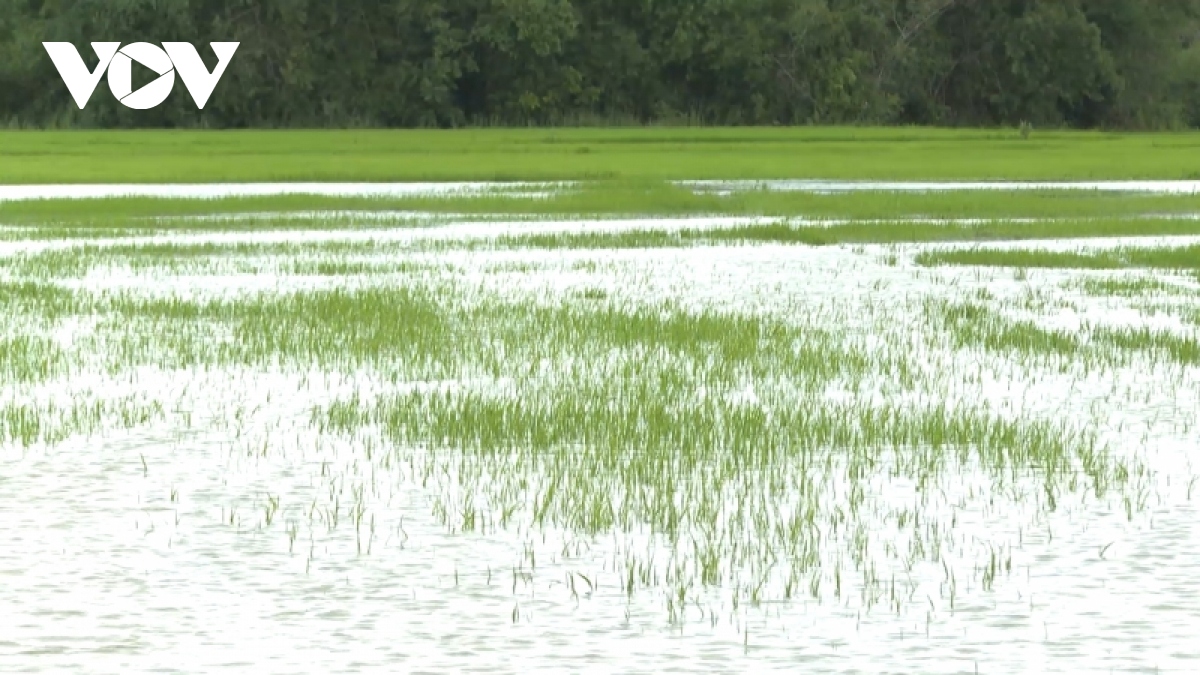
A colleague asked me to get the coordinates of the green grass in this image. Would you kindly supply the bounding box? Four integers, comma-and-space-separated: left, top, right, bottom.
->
430, 219, 1200, 251
916, 244, 1200, 270
9, 182, 1200, 226
0, 226, 166, 241
318, 382, 1095, 541
89, 287, 890, 384
0, 397, 165, 447
5, 128, 1200, 183
1, 335, 68, 382
1071, 277, 1195, 297
0, 280, 86, 317
930, 299, 1200, 366
9, 221, 1200, 283
932, 301, 1082, 358
0, 242, 415, 278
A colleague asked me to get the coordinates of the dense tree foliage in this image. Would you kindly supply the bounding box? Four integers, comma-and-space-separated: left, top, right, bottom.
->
3, 0, 1200, 129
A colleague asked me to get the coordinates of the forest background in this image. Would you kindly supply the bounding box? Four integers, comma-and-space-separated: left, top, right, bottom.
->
3, 0, 1200, 130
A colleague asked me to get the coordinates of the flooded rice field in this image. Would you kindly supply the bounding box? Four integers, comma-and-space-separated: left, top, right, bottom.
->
3, 188, 1200, 673
684, 179, 1200, 194
6, 179, 1200, 202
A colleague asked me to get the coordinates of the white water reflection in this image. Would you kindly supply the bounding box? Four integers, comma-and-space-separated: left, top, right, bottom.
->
684, 179, 1200, 194
4, 213, 1200, 674
4, 179, 1200, 202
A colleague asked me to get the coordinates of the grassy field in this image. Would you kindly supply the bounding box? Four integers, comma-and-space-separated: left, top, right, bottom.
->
10, 181, 1200, 223
9, 211, 1200, 249
5, 127, 1200, 183
917, 244, 1200, 270
5, 136, 1200, 669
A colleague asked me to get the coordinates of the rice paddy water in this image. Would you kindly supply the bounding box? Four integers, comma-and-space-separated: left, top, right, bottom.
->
2, 181, 1199, 673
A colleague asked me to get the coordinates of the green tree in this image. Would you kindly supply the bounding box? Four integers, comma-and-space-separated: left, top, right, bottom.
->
2, 0, 1199, 129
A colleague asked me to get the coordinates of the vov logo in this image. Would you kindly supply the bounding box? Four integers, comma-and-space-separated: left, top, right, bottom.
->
43, 42, 239, 110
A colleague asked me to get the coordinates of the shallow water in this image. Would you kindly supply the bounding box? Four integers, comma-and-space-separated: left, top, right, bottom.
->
4, 207, 1200, 673
684, 179, 1200, 194
5, 178, 1200, 202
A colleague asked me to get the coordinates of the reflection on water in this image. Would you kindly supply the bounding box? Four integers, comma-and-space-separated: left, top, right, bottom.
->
3, 216, 1200, 673
683, 179, 1200, 194
4, 179, 1200, 203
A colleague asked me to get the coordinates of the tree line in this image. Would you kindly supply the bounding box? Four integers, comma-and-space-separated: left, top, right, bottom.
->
3, 0, 1200, 129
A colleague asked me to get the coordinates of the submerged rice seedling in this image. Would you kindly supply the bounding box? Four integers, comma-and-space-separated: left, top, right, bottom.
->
4, 177, 1193, 663
928, 299, 1200, 367
1071, 277, 1194, 297
413, 219, 1200, 252
916, 244, 1200, 270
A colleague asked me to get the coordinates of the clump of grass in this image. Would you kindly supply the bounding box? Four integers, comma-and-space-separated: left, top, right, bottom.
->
320, 381, 1097, 536
929, 299, 1200, 367
447, 223, 833, 251
916, 244, 1200, 271
918, 248, 1125, 270
0, 250, 95, 278
300, 282, 1131, 610
1071, 276, 1191, 297
13, 181, 1200, 227
0, 225, 161, 241
420, 220, 1200, 252
0, 280, 87, 318
0, 335, 69, 383
1, 241, 427, 279
930, 300, 1081, 358
1, 396, 166, 447
1099, 326, 1200, 365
